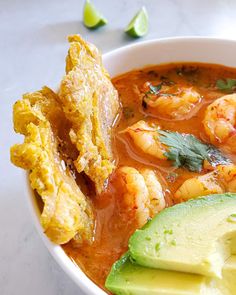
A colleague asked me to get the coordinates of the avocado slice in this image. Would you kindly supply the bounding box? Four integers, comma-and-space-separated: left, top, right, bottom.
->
217, 256, 236, 294
105, 252, 217, 295
129, 194, 236, 278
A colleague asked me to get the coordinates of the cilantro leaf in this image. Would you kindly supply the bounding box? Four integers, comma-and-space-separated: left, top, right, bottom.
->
149, 84, 162, 94
216, 79, 236, 92
144, 83, 162, 97
143, 83, 162, 106
159, 130, 231, 172
166, 172, 178, 183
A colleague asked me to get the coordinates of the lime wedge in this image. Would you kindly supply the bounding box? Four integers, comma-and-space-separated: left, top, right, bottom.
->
125, 6, 149, 38
83, 0, 107, 29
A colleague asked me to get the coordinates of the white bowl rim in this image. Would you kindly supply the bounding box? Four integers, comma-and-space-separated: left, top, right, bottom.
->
24, 36, 236, 295
103, 35, 236, 58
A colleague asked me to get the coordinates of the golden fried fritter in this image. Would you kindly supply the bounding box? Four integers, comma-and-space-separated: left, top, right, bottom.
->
59, 35, 120, 193
11, 36, 120, 243
11, 87, 94, 244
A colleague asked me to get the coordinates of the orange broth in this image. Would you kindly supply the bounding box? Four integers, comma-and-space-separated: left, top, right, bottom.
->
63, 63, 236, 292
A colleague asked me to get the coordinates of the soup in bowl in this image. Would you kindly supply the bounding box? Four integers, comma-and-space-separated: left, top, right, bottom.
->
11, 36, 236, 295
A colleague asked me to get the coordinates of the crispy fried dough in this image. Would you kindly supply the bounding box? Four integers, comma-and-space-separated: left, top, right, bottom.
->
59, 35, 120, 193
11, 36, 120, 243
11, 87, 94, 244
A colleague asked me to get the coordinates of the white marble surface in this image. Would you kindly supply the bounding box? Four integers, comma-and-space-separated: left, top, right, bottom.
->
1, 0, 236, 294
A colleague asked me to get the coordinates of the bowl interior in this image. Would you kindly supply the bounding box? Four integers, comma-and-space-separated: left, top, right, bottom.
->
104, 37, 236, 76
26, 37, 236, 295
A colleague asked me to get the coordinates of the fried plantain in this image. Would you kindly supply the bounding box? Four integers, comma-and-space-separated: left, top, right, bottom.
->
59, 35, 120, 193
11, 87, 94, 244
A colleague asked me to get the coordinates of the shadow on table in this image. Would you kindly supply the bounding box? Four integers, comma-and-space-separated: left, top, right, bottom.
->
35, 20, 139, 52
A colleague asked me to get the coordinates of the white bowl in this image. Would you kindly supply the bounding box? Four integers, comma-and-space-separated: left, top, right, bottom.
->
26, 37, 236, 295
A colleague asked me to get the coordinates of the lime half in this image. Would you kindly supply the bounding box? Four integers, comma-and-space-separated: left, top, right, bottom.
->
125, 6, 149, 38
83, 0, 107, 29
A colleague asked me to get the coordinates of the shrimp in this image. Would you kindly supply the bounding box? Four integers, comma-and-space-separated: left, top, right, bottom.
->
142, 82, 201, 120
140, 168, 166, 215
174, 164, 236, 201
123, 120, 167, 160
116, 166, 166, 227
217, 164, 236, 192
174, 171, 224, 201
203, 94, 236, 150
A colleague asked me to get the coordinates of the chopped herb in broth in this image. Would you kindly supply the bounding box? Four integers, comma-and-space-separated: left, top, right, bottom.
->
216, 78, 236, 92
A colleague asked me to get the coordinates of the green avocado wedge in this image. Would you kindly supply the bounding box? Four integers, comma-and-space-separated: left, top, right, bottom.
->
105, 252, 231, 295
129, 194, 236, 278
217, 256, 236, 294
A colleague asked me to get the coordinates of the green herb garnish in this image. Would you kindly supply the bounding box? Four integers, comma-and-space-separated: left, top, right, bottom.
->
142, 83, 162, 107
143, 82, 176, 101
145, 83, 162, 96
216, 79, 236, 92
166, 172, 178, 183
149, 84, 162, 94
159, 131, 231, 172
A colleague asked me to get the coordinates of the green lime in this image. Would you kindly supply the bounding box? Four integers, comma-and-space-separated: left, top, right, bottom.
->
125, 6, 149, 38
83, 0, 107, 29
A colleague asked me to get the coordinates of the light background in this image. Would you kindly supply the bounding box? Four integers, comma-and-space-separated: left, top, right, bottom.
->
1, 0, 236, 294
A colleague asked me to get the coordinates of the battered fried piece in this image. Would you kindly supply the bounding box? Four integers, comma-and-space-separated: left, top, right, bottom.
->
59, 35, 120, 193
10, 87, 94, 244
